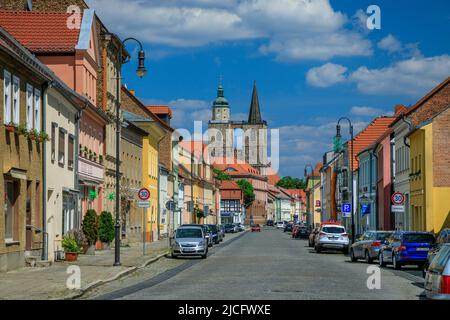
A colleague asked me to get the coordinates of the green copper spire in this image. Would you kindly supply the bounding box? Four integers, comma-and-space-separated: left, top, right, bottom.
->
212, 81, 229, 109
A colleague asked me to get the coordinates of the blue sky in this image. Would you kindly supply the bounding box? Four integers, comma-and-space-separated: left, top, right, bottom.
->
88, 0, 450, 177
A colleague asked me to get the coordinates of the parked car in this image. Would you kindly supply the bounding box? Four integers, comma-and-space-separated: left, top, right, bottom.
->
251, 224, 261, 232
170, 226, 208, 259
424, 243, 450, 300
284, 222, 293, 233
224, 223, 238, 233
207, 224, 220, 244
314, 223, 349, 254
292, 225, 309, 239
235, 223, 245, 232
182, 224, 214, 247
308, 227, 320, 247
276, 221, 285, 229
350, 231, 393, 263
423, 228, 450, 277
266, 220, 274, 227
379, 231, 436, 270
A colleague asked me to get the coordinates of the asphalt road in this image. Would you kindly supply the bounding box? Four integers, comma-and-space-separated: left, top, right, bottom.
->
87, 227, 424, 300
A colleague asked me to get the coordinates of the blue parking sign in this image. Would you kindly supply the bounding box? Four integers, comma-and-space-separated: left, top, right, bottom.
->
342, 203, 352, 216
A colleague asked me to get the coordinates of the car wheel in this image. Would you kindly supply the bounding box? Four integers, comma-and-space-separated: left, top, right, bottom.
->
343, 247, 349, 255
393, 254, 402, 270
350, 249, 357, 262
365, 250, 373, 264
171, 253, 177, 259
201, 252, 207, 259
379, 252, 387, 267
315, 245, 322, 253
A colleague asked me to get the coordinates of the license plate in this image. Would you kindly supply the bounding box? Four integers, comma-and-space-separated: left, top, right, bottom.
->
416, 248, 429, 251
183, 248, 195, 252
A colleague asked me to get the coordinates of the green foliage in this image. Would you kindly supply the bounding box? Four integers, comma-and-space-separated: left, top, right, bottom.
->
236, 179, 255, 208
213, 168, 231, 181
66, 229, 87, 247
62, 234, 80, 253
276, 176, 306, 190
194, 205, 205, 223
82, 209, 98, 245
98, 211, 115, 243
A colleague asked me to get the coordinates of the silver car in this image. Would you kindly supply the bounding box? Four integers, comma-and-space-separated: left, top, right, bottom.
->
170, 226, 208, 259
424, 243, 450, 300
350, 231, 393, 263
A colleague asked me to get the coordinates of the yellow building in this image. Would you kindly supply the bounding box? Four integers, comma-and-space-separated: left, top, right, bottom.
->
408, 107, 450, 234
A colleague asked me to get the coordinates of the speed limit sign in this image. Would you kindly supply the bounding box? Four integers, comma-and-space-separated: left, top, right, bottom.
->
138, 188, 151, 201
391, 192, 405, 205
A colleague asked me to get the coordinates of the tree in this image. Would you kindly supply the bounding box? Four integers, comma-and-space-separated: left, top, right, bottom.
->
213, 168, 231, 181
98, 211, 115, 244
236, 179, 255, 208
82, 209, 98, 246
276, 176, 306, 190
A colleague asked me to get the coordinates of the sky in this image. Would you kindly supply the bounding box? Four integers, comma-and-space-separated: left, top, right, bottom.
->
87, 0, 450, 178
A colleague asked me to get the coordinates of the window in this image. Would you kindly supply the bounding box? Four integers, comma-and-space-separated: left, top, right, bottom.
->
12, 76, 20, 125
68, 134, 75, 169
3, 70, 11, 124
26, 84, 33, 130
51, 123, 57, 162
4, 180, 15, 241
34, 88, 41, 131
58, 128, 65, 165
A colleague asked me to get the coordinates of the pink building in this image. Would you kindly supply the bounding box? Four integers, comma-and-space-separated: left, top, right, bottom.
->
0, 10, 109, 217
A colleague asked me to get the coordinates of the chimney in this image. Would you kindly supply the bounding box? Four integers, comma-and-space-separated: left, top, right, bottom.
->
394, 104, 408, 116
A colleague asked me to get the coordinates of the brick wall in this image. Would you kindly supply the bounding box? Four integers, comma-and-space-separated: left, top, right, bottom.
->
410, 80, 450, 126
433, 107, 450, 187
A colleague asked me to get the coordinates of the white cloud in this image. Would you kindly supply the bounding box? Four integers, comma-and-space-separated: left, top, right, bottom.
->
350, 55, 450, 96
88, 0, 372, 61
350, 106, 386, 117
306, 63, 348, 87
377, 34, 421, 57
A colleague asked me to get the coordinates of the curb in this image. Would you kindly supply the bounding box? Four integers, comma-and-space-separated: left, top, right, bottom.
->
62, 250, 169, 300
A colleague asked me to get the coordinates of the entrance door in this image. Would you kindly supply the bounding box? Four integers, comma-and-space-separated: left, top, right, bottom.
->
26, 181, 32, 250
62, 193, 76, 235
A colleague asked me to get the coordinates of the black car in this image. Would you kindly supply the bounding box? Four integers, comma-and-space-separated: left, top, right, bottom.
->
207, 224, 220, 244
284, 223, 293, 233
266, 220, 274, 227
423, 228, 450, 277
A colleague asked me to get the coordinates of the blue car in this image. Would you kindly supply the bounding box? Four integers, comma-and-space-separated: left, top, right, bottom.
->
379, 231, 436, 270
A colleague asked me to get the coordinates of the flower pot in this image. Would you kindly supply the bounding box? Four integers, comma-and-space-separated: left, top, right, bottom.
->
5, 125, 15, 133
65, 252, 79, 262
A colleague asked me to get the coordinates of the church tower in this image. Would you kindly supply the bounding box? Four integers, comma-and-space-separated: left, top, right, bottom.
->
211, 84, 230, 123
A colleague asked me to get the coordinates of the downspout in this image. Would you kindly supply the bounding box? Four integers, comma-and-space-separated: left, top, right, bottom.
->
401, 116, 413, 148
41, 81, 51, 261
156, 135, 165, 240
75, 105, 85, 228
371, 151, 378, 230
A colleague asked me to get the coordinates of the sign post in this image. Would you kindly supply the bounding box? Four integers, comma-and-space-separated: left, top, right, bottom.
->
138, 188, 151, 256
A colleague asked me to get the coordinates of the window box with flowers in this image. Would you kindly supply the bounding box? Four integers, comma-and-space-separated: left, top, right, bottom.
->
38, 131, 50, 142
28, 129, 39, 141
5, 122, 17, 133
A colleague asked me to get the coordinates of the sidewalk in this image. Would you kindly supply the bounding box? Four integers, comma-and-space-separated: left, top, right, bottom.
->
0, 239, 170, 300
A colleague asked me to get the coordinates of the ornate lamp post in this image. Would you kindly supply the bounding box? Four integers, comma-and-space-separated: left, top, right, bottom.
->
335, 117, 355, 244
113, 37, 147, 267
304, 164, 314, 228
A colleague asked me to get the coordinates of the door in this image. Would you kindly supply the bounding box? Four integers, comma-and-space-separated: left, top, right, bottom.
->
26, 181, 32, 251
62, 193, 76, 235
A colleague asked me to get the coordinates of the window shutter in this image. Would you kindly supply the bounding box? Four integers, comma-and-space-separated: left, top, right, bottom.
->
12, 76, 20, 125
34, 88, 41, 131
26, 84, 33, 130
3, 70, 11, 124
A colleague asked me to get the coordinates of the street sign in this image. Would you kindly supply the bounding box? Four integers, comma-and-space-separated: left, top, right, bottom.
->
342, 203, 352, 218
138, 188, 151, 201
138, 201, 151, 208
361, 204, 371, 215
392, 205, 405, 213
391, 192, 405, 205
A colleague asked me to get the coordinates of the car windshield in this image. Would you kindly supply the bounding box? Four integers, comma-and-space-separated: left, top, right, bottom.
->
403, 234, 435, 243
176, 228, 203, 238
429, 245, 450, 273
375, 232, 392, 241
322, 226, 345, 234
208, 225, 217, 232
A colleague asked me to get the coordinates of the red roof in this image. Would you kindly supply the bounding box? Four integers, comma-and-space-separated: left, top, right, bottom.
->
146, 106, 173, 118
213, 162, 261, 176
219, 180, 240, 190
0, 11, 81, 53
284, 189, 306, 202
348, 117, 396, 171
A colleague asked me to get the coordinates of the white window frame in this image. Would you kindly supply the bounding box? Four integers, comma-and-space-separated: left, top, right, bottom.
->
34, 88, 41, 131
12, 76, 20, 125
3, 70, 11, 125
26, 84, 33, 130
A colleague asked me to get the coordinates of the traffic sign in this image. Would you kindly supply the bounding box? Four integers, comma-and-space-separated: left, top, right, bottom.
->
392, 205, 405, 213
342, 203, 352, 217
391, 192, 405, 205
138, 201, 151, 208
138, 188, 151, 201
166, 200, 175, 211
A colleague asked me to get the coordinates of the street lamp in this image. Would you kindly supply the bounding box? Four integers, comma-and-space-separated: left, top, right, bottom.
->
335, 117, 355, 244
304, 164, 314, 228
114, 37, 147, 267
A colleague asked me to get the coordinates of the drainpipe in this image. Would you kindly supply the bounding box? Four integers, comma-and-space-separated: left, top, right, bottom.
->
41, 81, 52, 261
74, 106, 84, 228
401, 116, 413, 148
371, 151, 379, 230
156, 135, 165, 240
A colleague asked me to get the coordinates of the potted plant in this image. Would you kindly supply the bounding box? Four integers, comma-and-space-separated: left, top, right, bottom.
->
93, 152, 97, 162
99, 154, 103, 164
62, 234, 80, 262
82, 209, 98, 255
83, 146, 88, 158
16, 124, 28, 137
38, 131, 49, 142
5, 122, 15, 133
98, 211, 115, 250
88, 149, 93, 161
67, 229, 88, 254
28, 129, 39, 141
